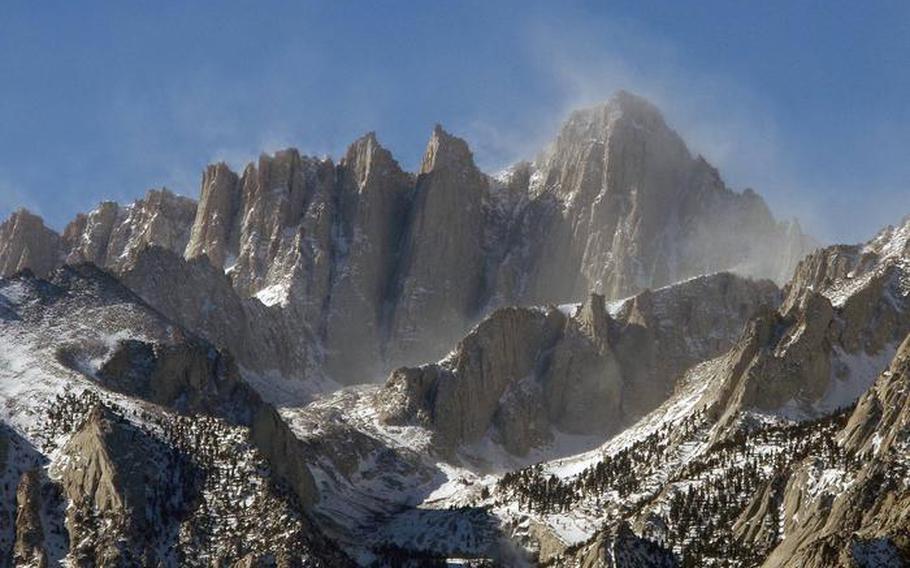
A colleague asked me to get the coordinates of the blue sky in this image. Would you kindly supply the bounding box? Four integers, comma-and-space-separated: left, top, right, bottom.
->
1, 1, 908, 243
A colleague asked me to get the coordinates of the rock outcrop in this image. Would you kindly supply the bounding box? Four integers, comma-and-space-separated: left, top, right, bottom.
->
323, 133, 412, 381
709, 217, 910, 431
94, 327, 322, 511
52, 401, 337, 565
385, 125, 489, 368
0, 188, 196, 280
0, 187, 198, 282
97, 336, 249, 416
59, 405, 175, 565
570, 522, 678, 568
0, 209, 62, 278
541, 294, 622, 435
62, 201, 120, 266
13, 470, 47, 568
731, 472, 791, 557
184, 162, 242, 269
227, 150, 338, 321
755, 334, 910, 567
380, 272, 779, 455
63, 188, 197, 271
249, 404, 319, 510
379, 305, 565, 453
118, 245, 323, 383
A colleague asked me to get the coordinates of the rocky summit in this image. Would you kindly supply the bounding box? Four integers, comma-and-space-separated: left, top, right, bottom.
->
0, 92, 813, 390
2, 91, 907, 567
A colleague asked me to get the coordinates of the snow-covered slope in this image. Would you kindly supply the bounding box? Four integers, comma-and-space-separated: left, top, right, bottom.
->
0, 266, 352, 566
271, 216, 910, 566
256, 273, 778, 564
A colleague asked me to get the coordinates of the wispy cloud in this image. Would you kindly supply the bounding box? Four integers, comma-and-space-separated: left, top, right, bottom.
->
461, 11, 898, 244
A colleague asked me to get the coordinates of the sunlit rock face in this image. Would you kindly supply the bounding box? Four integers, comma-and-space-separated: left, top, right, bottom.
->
385, 125, 489, 370
184, 162, 241, 270
0, 209, 62, 278
378, 272, 780, 456
707, 216, 910, 434
63, 188, 197, 271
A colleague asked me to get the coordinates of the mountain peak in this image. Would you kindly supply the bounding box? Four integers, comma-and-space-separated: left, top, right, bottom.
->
204, 160, 238, 180
431, 123, 448, 137
343, 130, 386, 163
356, 130, 379, 147
0, 207, 62, 277
7, 207, 39, 221
608, 89, 663, 116
141, 186, 196, 209
557, 90, 670, 149
419, 124, 477, 175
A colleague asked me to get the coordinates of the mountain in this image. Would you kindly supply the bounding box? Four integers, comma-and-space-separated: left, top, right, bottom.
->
709, 215, 910, 431
0, 265, 352, 565
63, 189, 197, 272
378, 273, 779, 455
493, 92, 810, 304
245, 217, 906, 565
483, 216, 910, 566
7, 90, 902, 567
0, 91, 815, 389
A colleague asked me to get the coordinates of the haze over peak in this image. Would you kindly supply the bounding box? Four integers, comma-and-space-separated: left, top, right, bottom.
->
0, 92, 817, 394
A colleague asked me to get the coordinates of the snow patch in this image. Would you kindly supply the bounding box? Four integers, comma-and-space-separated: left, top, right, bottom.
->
255, 282, 291, 307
